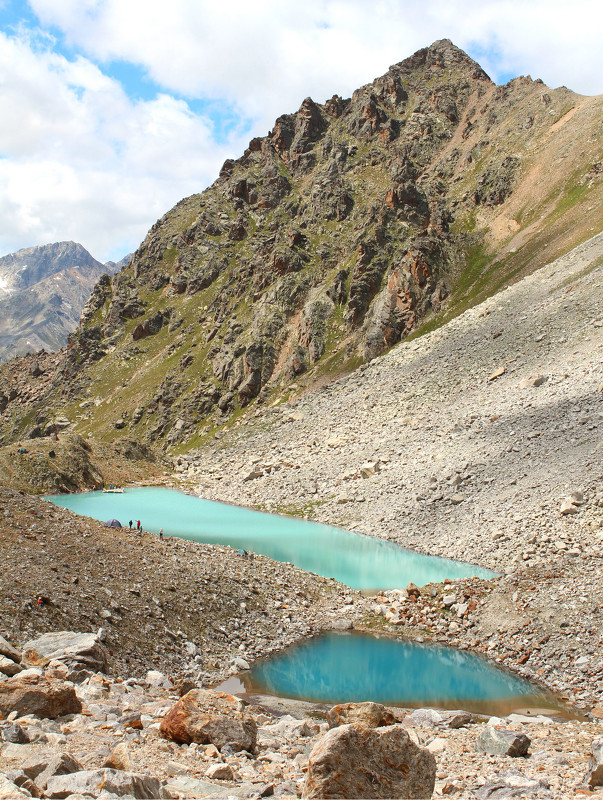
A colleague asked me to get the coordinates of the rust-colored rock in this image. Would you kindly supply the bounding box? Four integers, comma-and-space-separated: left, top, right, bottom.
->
303, 723, 436, 799
326, 702, 397, 730
159, 689, 257, 752
0, 675, 82, 719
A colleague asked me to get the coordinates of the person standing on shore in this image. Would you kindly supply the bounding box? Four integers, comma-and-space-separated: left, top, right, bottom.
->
136, 520, 141, 532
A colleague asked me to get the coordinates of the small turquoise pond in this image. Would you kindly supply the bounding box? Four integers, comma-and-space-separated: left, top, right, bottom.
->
224, 632, 565, 717
45, 486, 495, 591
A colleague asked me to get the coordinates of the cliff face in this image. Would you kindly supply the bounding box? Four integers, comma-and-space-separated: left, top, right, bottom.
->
0, 40, 601, 449
0, 242, 119, 361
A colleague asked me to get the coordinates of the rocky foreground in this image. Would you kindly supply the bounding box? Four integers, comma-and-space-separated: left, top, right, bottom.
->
1, 630, 603, 800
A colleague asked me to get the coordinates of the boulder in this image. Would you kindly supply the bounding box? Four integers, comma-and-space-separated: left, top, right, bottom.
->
409, 708, 444, 727
23, 753, 83, 790
0, 722, 30, 744
587, 737, 603, 788
103, 742, 133, 771
560, 500, 579, 516
0, 775, 31, 800
440, 710, 473, 729
162, 776, 233, 799
0, 655, 22, 676
476, 724, 530, 757
258, 715, 318, 748
21, 631, 108, 673
360, 461, 381, 478
426, 737, 448, 755
159, 689, 257, 752
206, 763, 235, 780
0, 675, 82, 719
0, 721, 31, 744
0, 633, 22, 663
4, 771, 40, 798
327, 702, 396, 730
302, 723, 436, 799
44, 769, 161, 799
474, 775, 549, 798
21, 752, 56, 781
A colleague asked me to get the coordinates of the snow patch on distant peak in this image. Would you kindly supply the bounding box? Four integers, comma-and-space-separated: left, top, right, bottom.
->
0, 276, 13, 293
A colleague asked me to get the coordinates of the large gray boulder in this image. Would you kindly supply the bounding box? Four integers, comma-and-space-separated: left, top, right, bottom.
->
44, 769, 161, 799
21, 631, 108, 673
302, 723, 436, 799
476, 723, 530, 757
0, 675, 81, 719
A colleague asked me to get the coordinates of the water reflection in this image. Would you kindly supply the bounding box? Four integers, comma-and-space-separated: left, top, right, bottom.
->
236, 632, 565, 717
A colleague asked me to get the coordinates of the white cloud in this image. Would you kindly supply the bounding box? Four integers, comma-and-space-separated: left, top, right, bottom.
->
0, 29, 242, 260
28, 0, 603, 110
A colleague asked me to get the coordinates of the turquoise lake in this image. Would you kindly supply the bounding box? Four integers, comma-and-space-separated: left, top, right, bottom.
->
224, 632, 565, 717
45, 486, 496, 591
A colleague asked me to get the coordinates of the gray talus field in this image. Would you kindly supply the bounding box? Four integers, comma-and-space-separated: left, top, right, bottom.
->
181, 230, 603, 573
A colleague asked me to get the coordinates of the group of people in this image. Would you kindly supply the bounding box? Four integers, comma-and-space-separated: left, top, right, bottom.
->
127, 519, 164, 539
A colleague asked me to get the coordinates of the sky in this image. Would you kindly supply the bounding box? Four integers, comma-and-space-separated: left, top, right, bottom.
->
0, 0, 601, 263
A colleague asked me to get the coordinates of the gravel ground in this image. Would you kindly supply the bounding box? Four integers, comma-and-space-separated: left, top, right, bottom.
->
2, 667, 603, 799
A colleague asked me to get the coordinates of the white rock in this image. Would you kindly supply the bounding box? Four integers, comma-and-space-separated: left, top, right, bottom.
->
205, 763, 234, 780
426, 737, 448, 754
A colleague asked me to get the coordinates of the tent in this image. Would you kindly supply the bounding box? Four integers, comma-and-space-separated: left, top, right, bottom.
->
105, 519, 122, 528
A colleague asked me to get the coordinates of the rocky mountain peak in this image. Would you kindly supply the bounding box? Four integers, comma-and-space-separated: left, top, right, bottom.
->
0, 241, 102, 292
394, 38, 492, 80
0, 242, 118, 362
0, 41, 601, 450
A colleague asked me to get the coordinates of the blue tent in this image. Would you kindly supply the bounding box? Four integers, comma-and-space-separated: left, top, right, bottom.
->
105, 519, 122, 528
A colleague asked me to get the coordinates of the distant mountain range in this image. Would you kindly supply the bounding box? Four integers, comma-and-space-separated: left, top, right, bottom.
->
0, 242, 130, 361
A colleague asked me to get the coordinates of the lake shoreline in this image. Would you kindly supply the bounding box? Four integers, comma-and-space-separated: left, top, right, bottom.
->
45, 486, 496, 591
